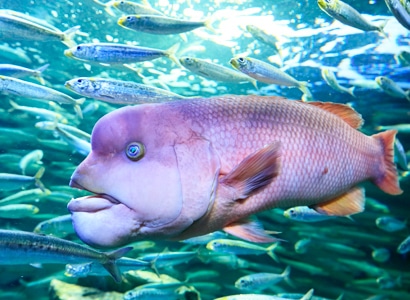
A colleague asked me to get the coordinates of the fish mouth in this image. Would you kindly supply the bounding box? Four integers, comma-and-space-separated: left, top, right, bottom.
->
68, 179, 122, 213
64, 49, 74, 58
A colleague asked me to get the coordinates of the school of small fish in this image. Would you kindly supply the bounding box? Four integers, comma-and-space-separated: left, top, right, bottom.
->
0, 0, 409, 299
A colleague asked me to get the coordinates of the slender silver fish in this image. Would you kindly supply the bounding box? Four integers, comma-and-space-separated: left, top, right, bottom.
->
0, 229, 132, 282
0, 76, 84, 118
385, 0, 410, 30
0, 167, 45, 192
179, 56, 257, 88
0, 64, 49, 84
65, 77, 186, 104
117, 14, 213, 34
64, 42, 179, 65
0, 12, 80, 47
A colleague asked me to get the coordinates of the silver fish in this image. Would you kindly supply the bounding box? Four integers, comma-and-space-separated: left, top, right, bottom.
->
0, 229, 132, 282
65, 77, 186, 104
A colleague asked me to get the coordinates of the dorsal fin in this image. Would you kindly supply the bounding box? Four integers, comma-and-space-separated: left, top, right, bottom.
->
307, 102, 363, 129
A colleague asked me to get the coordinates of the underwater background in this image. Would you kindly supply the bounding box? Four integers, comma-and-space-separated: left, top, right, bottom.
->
0, 0, 409, 299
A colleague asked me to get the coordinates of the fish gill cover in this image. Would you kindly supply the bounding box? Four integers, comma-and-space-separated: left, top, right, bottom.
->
0, 0, 409, 299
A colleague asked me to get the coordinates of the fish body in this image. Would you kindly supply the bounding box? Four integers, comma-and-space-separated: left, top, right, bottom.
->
67, 95, 401, 248
0, 64, 49, 84
34, 214, 75, 237
375, 216, 407, 232
0, 204, 39, 218
0, 167, 45, 192
113, 1, 163, 15
0, 13, 79, 47
19, 149, 44, 175
206, 239, 278, 259
246, 25, 280, 53
179, 56, 257, 87
215, 288, 314, 300
1, 76, 84, 118
371, 247, 390, 262
118, 15, 211, 34
321, 68, 355, 97
385, 0, 410, 30
235, 266, 290, 291
317, 0, 385, 33
0, 229, 132, 282
64, 43, 178, 65
55, 126, 91, 156
375, 76, 410, 101
230, 57, 311, 97
9, 100, 68, 123
397, 235, 410, 254
65, 77, 185, 104
283, 206, 338, 222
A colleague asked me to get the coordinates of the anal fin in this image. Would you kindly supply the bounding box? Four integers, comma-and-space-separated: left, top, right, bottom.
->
223, 217, 283, 243
313, 186, 365, 217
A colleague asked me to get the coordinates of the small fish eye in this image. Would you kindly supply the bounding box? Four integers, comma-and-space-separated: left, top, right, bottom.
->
76, 46, 81, 50
127, 16, 132, 20
237, 57, 247, 65
126, 142, 145, 161
77, 79, 82, 83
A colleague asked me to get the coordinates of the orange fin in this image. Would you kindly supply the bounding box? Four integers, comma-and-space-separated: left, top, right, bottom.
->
223, 217, 283, 243
220, 142, 281, 199
372, 130, 403, 195
313, 187, 365, 216
307, 102, 363, 129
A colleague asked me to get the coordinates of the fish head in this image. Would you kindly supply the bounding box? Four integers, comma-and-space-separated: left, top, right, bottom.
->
229, 56, 251, 73
64, 44, 94, 61
118, 15, 141, 28
68, 104, 220, 247
317, 0, 336, 10
65, 77, 97, 95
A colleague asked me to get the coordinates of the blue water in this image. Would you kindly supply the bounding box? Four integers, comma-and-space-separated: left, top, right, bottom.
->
0, 0, 409, 299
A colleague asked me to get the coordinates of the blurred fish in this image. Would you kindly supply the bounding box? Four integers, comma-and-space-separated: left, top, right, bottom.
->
93, 0, 162, 17
230, 57, 312, 98
317, 0, 386, 34
33, 214, 75, 237
215, 288, 314, 300
182, 231, 228, 245
377, 275, 402, 289
376, 124, 410, 133
117, 14, 214, 34
283, 206, 341, 222
179, 56, 257, 88
0, 12, 80, 47
246, 25, 281, 55
0, 44, 32, 64
375, 216, 407, 232
0, 167, 45, 192
65, 77, 186, 104
0, 76, 84, 118
123, 286, 182, 300
35, 121, 91, 140
397, 235, 410, 254
0, 229, 132, 282
206, 239, 279, 261
234, 266, 291, 291
19, 149, 43, 175
371, 247, 390, 263
375, 76, 410, 101
55, 125, 91, 156
394, 138, 408, 171
395, 50, 410, 66
138, 250, 197, 270
385, 0, 410, 30
9, 100, 68, 123
0, 204, 39, 218
64, 43, 180, 65
321, 68, 355, 97
0, 64, 49, 84
294, 238, 312, 254
0, 188, 49, 206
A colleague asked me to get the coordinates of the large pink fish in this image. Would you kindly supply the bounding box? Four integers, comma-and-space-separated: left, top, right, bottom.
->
68, 95, 402, 247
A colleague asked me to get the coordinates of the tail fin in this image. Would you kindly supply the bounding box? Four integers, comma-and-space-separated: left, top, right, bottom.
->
372, 130, 402, 195
102, 246, 133, 283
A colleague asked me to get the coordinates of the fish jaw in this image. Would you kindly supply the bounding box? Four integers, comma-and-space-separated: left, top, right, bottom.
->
67, 195, 140, 247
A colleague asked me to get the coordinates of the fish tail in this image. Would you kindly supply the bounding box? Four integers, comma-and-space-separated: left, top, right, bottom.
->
92, 0, 117, 17
165, 43, 181, 66
34, 167, 47, 192
372, 130, 403, 195
102, 246, 133, 283
74, 104, 83, 119
62, 25, 81, 48
250, 78, 258, 89
204, 17, 217, 33
282, 266, 291, 279
8, 100, 20, 112
34, 64, 50, 85
347, 86, 355, 97
266, 243, 280, 262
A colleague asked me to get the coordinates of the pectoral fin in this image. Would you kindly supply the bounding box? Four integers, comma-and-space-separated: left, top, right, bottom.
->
313, 186, 365, 216
220, 142, 281, 200
223, 216, 282, 243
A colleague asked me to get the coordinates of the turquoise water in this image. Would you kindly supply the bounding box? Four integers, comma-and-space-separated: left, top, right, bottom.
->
0, 0, 410, 299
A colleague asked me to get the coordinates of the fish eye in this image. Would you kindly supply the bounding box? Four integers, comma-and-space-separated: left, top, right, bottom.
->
77, 79, 83, 83
126, 16, 132, 20
126, 142, 145, 161
237, 57, 247, 65
76, 46, 81, 51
